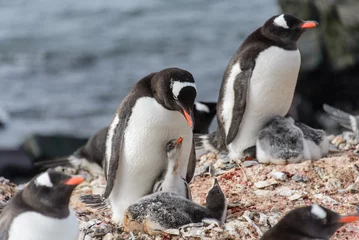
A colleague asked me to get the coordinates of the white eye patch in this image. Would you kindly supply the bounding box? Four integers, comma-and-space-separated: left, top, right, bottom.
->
35, 172, 53, 187
274, 14, 289, 29
311, 204, 327, 219
171, 80, 196, 99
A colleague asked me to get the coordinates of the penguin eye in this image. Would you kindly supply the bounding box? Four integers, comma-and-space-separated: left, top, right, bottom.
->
166, 143, 173, 151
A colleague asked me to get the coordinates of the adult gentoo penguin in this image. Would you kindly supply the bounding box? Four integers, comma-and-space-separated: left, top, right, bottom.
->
0, 171, 83, 240
260, 204, 359, 240
105, 68, 197, 224
124, 178, 227, 235
197, 14, 318, 159
152, 137, 192, 200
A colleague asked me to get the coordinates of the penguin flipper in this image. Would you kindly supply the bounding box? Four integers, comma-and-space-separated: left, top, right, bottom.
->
185, 140, 196, 183
323, 104, 357, 131
226, 69, 252, 145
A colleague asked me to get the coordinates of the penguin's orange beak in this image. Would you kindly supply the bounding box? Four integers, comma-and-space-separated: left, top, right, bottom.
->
175, 136, 183, 145
64, 176, 84, 186
338, 215, 359, 223
183, 109, 193, 128
300, 21, 318, 29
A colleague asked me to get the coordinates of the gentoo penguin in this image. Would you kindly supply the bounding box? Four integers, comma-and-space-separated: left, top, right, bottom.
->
34, 127, 108, 176
256, 116, 311, 165
196, 14, 318, 159
323, 104, 359, 134
124, 178, 227, 234
193, 101, 217, 134
105, 68, 197, 224
260, 204, 359, 240
152, 137, 192, 200
295, 122, 329, 160
0, 171, 83, 240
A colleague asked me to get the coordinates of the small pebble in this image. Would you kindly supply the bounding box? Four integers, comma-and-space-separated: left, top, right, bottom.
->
291, 174, 308, 182
270, 172, 287, 181
242, 160, 259, 168
254, 179, 278, 189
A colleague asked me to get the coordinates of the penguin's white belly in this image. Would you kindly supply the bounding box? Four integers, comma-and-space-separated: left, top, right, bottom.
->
109, 97, 192, 223
8, 210, 78, 240
228, 47, 300, 158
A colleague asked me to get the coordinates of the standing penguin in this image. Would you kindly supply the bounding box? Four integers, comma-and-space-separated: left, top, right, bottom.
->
152, 137, 192, 200
104, 68, 197, 224
197, 14, 318, 159
0, 171, 83, 240
260, 204, 359, 240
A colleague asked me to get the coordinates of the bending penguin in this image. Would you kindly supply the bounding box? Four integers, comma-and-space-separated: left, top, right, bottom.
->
196, 14, 318, 159
323, 104, 359, 134
260, 204, 359, 240
0, 171, 83, 240
104, 68, 197, 224
124, 178, 227, 235
152, 136, 192, 200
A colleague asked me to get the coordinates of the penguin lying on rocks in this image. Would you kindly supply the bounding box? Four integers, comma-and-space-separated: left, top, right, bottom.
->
256, 116, 328, 165
323, 104, 359, 134
195, 14, 318, 159
152, 136, 192, 200
260, 204, 359, 240
0, 171, 83, 240
124, 178, 227, 235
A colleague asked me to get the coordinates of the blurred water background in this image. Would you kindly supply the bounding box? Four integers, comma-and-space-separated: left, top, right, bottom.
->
0, 0, 279, 148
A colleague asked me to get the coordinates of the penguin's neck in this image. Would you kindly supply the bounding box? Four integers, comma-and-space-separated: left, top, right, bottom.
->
161, 155, 180, 190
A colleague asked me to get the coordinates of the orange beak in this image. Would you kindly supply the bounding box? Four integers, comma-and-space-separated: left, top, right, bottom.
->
175, 136, 183, 145
300, 21, 318, 29
64, 176, 84, 186
338, 215, 359, 223
183, 109, 193, 128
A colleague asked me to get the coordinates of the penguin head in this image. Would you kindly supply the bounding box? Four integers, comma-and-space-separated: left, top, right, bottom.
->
152, 68, 197, 128
277, 204, 359, 239
165, 136, 183, 160
262, 14, 318, 43
23, 171, 84, 211
205, 178, 227, 223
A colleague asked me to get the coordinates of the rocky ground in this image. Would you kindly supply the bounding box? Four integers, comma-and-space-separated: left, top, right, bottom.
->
1, 132, 359, 239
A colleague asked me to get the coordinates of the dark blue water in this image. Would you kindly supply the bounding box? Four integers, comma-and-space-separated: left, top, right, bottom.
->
0, 0, 279, 148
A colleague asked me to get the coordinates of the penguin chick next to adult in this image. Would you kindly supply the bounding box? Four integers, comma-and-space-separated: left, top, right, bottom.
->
295, 122, 329, 160
152, 136, 192, 200
256, 116, 310, 165
260, 204, 359, 240
124, 178, 227, 235
196, 14, 318, 159
0, 171, 83, 240
104, 68, 197, 224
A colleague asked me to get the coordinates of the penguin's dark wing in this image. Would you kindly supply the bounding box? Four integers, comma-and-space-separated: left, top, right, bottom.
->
323, 104, 357, 131
103, 109, 132, 198
226, 68, 252, 145
185, 140, 196, 183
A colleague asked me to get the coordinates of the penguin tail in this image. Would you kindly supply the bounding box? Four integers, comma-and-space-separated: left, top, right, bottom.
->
80, 194, 108, 210
323, 104, 359, 133
194, 131, 219, 154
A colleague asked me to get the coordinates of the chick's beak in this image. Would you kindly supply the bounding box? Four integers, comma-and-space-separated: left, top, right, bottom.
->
175, 136, 183, 145
338, 215, 359, 223
300, 21, 318, 29
64, 176, 84, 186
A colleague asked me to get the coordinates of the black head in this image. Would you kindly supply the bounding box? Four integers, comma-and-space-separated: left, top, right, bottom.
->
262, 14, 318, 45
151, 68, 197, 128
165, 136, 183, 160
262, 204, 359, 239
206, 178, 227, 223
23, 171, 84, 213
193, 101, 217, 134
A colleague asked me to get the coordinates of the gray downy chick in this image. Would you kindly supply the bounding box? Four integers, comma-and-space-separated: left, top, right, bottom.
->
124, 178, 227, 235
256, 116, 311, 165
152, 137, 191, 200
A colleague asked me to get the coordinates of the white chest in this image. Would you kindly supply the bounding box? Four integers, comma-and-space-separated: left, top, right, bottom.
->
227, 47, 300, 157
8, 210, 79, 240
